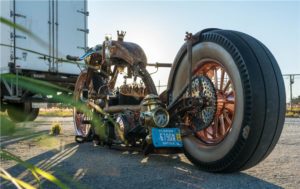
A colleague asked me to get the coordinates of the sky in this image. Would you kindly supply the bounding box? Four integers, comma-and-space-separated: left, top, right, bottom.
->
88, 0, 300, 98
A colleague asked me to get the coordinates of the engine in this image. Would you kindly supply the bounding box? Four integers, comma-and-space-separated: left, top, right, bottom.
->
110, 94, 170, 146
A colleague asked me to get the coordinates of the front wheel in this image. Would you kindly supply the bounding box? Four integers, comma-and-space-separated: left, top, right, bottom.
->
168, 29, 286, 172
73, 71, 94, 141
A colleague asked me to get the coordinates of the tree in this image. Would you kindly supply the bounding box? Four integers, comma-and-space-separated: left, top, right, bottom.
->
292, 95, 300, 104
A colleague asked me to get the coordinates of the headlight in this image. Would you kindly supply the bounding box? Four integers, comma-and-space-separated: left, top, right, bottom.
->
140, 94, 169, 128
153, 108, 169, 128
105, 47, 110, 59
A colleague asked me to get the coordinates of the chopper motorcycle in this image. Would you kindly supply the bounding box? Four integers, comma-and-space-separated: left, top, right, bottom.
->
66, 29, 285, 173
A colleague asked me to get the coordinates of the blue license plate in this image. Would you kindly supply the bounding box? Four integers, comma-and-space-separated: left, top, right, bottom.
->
152, 128, 183, 148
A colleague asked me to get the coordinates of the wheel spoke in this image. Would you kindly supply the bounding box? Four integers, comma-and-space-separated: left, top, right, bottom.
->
206, 69, 214, 78
226, 99, 235, 104
223, 110, 232, 126
206, 126, 214, 136
223, 80, 231, 92
204, 128, 211, 138
219, 115, 226, 136
226, 90, 234, 98
75, 115, 81, 124
224, 103, 235, 113
214, 68, 218, 90
213, 116, 219, 138
220, 69, 225, 91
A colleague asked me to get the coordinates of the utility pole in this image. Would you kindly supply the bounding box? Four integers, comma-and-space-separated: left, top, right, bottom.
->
158, 80, 160, 94
283, 74, 300, 111
156, 80, 167, 94
290, 75, 294, 111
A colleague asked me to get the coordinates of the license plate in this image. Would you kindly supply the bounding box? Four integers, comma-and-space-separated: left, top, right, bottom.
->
152, 128, 183, 148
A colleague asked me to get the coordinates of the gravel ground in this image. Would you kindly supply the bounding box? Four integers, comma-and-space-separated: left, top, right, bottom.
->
0, 117, 299, 189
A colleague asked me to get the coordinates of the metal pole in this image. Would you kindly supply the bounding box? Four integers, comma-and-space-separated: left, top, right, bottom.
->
282, 74, 299, 111
84, 0, 88, 51
13, 0, 16, 68
289, 75, 295, 111
52, 0, 55, 72
158, 80, 160, 94
48, 0, 51, 71
55, 0, 58, 72
290, 75, 292, 110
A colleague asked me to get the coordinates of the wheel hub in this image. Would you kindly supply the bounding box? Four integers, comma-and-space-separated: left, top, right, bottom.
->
192, 60, 236, 145
182, 75, 217, 131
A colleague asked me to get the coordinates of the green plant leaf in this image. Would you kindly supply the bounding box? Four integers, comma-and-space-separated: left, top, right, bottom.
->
0, 74, 114, 127
0, 149, 69, 189
0, 173, 36, 189
0, 115, 16, 136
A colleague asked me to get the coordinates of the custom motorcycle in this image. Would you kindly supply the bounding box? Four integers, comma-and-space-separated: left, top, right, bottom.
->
66, 29, 285, 173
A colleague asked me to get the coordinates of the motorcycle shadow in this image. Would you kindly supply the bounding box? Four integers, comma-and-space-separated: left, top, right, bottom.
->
1, 142, 283, 189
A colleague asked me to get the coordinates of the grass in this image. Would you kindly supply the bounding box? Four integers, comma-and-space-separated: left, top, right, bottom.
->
0, 115, 16, 136
286, 107, 300, 112
1, 108, 73, 117
0, 111, 7, 116
286, 111, 300, 118
38, 108, 73, 117
50, 122, 62, 135
286, 106, 300, 118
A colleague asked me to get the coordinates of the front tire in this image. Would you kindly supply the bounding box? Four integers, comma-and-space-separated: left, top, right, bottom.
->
168, 29, 285, 172
73, 71, 94, 141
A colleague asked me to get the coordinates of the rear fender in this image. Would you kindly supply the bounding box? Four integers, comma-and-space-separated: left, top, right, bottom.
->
166, 28, 220, 104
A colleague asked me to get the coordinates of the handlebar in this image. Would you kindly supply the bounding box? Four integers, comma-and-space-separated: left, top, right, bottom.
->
146, 62, 172, 68
66, 55, 80, 61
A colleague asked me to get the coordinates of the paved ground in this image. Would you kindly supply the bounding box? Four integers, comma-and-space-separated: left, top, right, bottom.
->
0, 117, 299, 189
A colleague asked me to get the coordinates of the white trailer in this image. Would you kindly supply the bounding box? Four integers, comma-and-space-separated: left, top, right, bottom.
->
0, 0, 88, 122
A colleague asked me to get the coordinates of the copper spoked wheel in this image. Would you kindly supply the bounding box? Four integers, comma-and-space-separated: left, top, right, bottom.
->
169, 30, 285, 172
194, 60, 235, 145
73, 72, 92, 137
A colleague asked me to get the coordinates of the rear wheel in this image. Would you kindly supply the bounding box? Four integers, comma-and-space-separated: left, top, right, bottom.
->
169, 29, 285, 172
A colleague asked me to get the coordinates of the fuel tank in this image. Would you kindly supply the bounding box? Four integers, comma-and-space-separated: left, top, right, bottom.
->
109, 40, 148, 67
